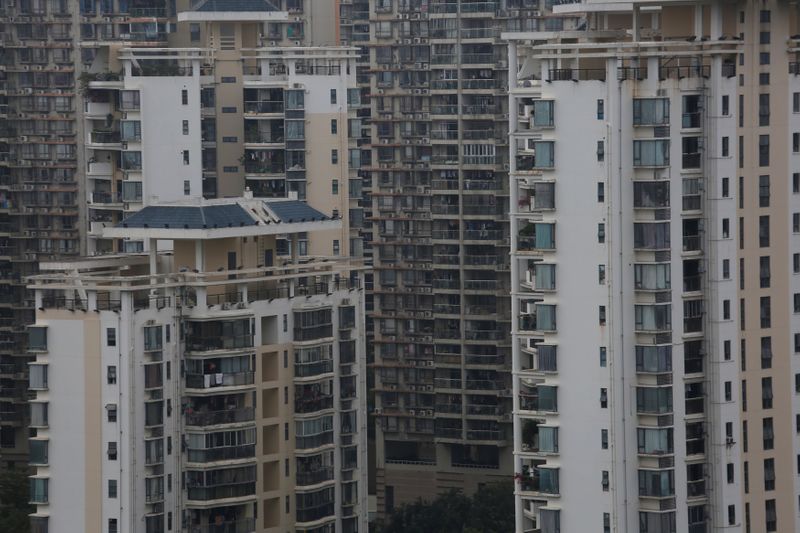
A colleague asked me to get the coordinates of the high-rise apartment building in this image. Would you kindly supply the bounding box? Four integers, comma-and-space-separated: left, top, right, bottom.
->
27, 196, 368, 533
366, 0, 582, 514
0, 0, 364, 469
508, 1, 800, 531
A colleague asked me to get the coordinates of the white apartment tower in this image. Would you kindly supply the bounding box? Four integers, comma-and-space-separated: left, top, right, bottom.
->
26, 197, 368, 533
507, 1, 760, 531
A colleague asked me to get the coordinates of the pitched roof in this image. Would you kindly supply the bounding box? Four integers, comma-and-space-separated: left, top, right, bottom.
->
191, 0, 279, 12
264, 200, 329, 223
119, 204, 257, 229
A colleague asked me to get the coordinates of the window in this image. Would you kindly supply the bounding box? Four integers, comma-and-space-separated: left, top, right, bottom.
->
598, 265, 606, 284
107, 441, 117, 460
182, 120, 189, 135
795, 254, 800, 273
760, 296, 771, 328
759, 175, 770, 206
29, 365, 47, 390
759, 135, 770, 166
331, 150, 338, 164
796, 374, 800, 393
331, 179, 339, 195
108, 479, 117, 498
106, 327, 116, 346
759, 94, 770, 126
29, 440, 48, 466
724, 340, 731, 361
601, 470, 609, 491
795, 133, 800, 153
766, 499, 776, 531
330, 119, 337, 134
221, 106, 236, 113
722, 95, 729, 116
723, 300, 731, 320
596, 140, 605, 162
760, 52, 770, 65
633, 98, 669, 125
725, 381, 732, 401
722, 177, 729, 197
181, 89, 188, 105
598, 223, 605, 243
184, 180, 190, 196
762, 377, 773, 409
761, 9, 771, 22
601, 429, 608, 449
600, 388, 608, 408
795, 173, 800, 193
759, 215, 770, 247
728, 505, 736, 526
333, 240, 340, 256
109, 518, 118, 533
107, 404, 117, 422
599, 347, 607, 367
597, 99, 604, 119
761, 337, 772, 369
190, 23, 200, 42
795, 213, 800, 233
121, 181, 142, 202
722, 136, 730, 157
722, 259, 730, 279
597, 182, 605, 202
330, 89, 337, 104
107, 365, 117, 384
633, 139, 670, 166
722, 218, 730, 238
760, 256, 771, 287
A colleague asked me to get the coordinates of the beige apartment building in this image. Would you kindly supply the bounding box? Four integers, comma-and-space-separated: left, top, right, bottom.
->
27, 196, 369, 533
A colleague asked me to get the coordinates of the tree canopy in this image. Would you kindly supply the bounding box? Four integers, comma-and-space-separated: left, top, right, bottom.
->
0, 467, 32, 533
377, 481, 514, 533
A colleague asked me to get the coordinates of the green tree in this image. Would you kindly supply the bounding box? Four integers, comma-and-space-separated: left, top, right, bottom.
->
378, 482, 514, 533
0, 467, 32, 533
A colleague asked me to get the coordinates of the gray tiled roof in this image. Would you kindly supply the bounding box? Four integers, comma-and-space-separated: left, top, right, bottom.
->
193, 0, 279, 12
118, 204, 257, 229
264, 200, 329, 223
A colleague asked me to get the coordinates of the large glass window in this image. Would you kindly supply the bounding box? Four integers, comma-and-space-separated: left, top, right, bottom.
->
532, 100, 554, 127
633, 140, 670, 167
634, 223, 670, 250
634, 264, 671, 290
636, 345, 672, 373
635, 304, 672, 331
636, 387, 673, 414
633, 181, 670, 207
637, 428, 673, 455
633, 98, 670, 126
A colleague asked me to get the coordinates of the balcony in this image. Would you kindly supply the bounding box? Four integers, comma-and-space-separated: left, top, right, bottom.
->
185, 372, 255, 390
90, 191, 122, 206
85, 101, 112, 116
185, 407, 255, 427
296, 466, 334, 486
187, 444, 256, 464
519, 384, 557, 414
295, 395, 333, 414
89, 130, 121, 146
88, 161, 113, 177
244, 101, 284, 114
519, 466, 559, 496
188, 518, 256, 533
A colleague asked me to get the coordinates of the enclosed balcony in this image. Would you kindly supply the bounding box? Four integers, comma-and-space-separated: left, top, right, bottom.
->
518, 99, 554, 130
244, 120, 285, 145
186, 428, 256, 463
635, 386, 673, 416
519, 463, 559, 496
634, 304, 672, 334
186, 466, 257, 503
243, 89, 285, 115
520, 419, 558, 454
515, 140, 555, 171
184, 395, 254, 427
637, 427, 673, 456
295, 381, 334, 414
517, 222, 555, 253
638, 469, 674, 499
519, 380, 557, 414
243, 149, 285, 175
517, 182, 555, 212
185, 355, 255, 391
296, 452, 334, 486
520, 261, 555, 292
185, 319, 253, 352
187, 508, 255, 533
296, 487, 335, 524
519, 302, 556, 334
519, 342, 557, 374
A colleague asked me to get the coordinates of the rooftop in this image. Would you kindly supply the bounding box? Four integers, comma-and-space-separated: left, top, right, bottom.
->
103, 197, 339, 240
178, 0, 288, 21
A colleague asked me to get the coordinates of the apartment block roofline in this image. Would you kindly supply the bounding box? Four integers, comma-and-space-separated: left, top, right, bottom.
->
102, 195, 341, 241
177, 0, 288, 22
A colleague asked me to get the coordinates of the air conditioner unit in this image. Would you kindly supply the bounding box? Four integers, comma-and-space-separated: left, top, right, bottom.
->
374, 408, 382, 414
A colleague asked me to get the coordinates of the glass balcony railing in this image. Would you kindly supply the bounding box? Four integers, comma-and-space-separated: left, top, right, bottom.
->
185, 407, 255, 427
185, 372, 255, 390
